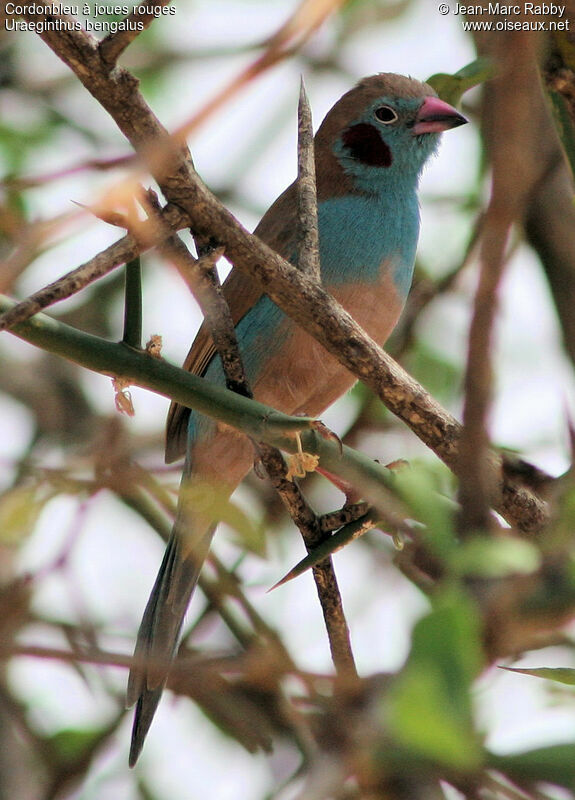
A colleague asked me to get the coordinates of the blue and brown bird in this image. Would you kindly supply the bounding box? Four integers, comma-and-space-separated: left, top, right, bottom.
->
127, 72, 467, 764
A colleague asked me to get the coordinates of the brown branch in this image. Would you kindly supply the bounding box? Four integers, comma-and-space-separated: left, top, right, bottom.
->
12, 11, 549, 535
156, 235, 253, 397
523, 35, 575, 367
459, 30, 557, 533
2, 642, 134, 670
0, 154, 135, 191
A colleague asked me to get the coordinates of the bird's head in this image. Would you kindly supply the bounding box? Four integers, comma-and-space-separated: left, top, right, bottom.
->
317, 73, 467, 194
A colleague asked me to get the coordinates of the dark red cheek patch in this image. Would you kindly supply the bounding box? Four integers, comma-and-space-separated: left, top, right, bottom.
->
341, 123, 392, 167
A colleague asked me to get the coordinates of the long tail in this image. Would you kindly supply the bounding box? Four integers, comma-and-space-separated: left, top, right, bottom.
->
126, 510, 215, 767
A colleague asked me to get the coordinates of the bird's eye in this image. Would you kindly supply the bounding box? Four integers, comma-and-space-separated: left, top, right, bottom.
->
374, 105, 398, 124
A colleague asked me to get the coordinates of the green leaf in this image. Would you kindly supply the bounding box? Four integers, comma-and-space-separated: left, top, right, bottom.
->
412, 589, 483, 693
500, 666, 575, 686
488, 744, 575, 789
387, 662, 482, 771
427, 57, 496, 106
385, 589, 483, 771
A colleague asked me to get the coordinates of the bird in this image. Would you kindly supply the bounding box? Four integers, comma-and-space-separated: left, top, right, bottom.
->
126, 72, 467, 765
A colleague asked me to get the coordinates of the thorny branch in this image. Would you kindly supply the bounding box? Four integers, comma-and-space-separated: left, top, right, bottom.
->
255, 81, 355, 676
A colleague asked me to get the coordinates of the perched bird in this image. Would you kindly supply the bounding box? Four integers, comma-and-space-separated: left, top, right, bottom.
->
127, 73, 467, 765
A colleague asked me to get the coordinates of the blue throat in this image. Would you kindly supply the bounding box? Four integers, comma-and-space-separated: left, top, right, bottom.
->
317, 188, 419, 296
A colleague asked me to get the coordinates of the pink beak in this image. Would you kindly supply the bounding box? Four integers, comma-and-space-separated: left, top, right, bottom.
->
412, 96, 467, 135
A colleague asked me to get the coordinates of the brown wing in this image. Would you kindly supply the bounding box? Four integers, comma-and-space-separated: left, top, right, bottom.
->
165, 182, 298, 463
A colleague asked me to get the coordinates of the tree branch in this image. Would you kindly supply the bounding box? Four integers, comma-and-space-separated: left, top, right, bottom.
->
256, 443, 358, 679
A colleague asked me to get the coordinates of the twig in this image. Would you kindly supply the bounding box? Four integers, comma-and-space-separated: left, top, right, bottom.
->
1, 291, 427, 527
2, 642, 134, 669
319, 501, 370, 534
158, 234, 253, 397
170, 0, 347, 143
271, 506, 382, 590
0, 293, 311, 436
0, 154, 135, 191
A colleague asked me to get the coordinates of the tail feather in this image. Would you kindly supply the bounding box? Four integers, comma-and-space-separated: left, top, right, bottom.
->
127, 516, 215, 766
